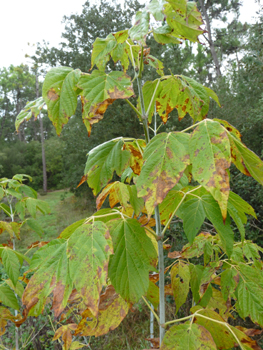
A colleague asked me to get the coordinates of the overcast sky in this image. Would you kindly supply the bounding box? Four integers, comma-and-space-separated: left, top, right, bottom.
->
0, 0, 261, 69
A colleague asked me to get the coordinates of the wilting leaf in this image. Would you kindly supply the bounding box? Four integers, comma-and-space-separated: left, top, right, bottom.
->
76, 285, 129, 337
164, 0, 204, 43
53, 324, 77, 350
108, 218, 157, 303
229, 133, 263, 185
229, 326, 261, 350
160, 323, 217, 350
15, 97, 45, 131
171, 261, 190, 313
78, 70, 134, 135
214, 118, 241, 140
146, 281, 159, 310
23, 222, 113, 318
91, 33, 117, 70
0, 307, 17, 336
96, 181, 130, 210
129, 10, 150, 46
42, 67, 81, 135
84, 138, 130, 196
124, 139, 146, 175
144, 55, 164, 76
136, 132, 190, 217
190, 119, 231, 220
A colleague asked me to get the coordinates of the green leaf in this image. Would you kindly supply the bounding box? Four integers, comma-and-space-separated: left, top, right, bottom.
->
15, 97, 45, 131
15, 201, 25, 220
180, 197, 206, 243
190, 120, 231, 219
147, 0, 166, 21
5, 279, 24, 299
228, 191, 256, 219
78, 70, 134, 135
59, 219, 86, 239
91, 33, 117, 70
202, 194, 234, 257
0, 284, 19, 310
229, 133, 263, 184
18, 184, 38, 199
164, 0, 204, 43
111, 42, 130, 72
160, 323, 217, 350
0, 187, 4, 201
128, 185, 144, 216
139, 79, 162, 123
146, 281, 159, 310
25, 198, 50, 218
128, 10, 150, 46
42, 67, 81, 135
144, 55, 164, 76
84, 138, 130, 196
136, 132, 190, 216
2, 248, 20, 286
153, 24, 182, 44
221, 268, 238, 301
26, 218, 44, 237
159, 190, 184, 226
108, 218, 157, 303
193, 308, 236, 349
171, 261, 190, 313
0, 204, 11, 217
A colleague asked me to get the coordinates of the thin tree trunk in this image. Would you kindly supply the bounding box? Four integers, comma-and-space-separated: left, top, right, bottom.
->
198, 0, 222, 77
36, 74, 47, 193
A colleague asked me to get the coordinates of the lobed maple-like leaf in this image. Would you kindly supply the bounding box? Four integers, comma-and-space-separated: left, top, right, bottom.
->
23, 221, 113, 318
78, 70, 134, 135
91, 33, 117, 70
136, 132, 190, 217
108, 218, 157, 303
42, 67, 81, 135
153, 24, 182, 45
190, 119, 231, 220
15, 97, 45, 131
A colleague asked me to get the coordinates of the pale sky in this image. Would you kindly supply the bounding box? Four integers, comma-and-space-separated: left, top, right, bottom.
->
0, 0, 261, 69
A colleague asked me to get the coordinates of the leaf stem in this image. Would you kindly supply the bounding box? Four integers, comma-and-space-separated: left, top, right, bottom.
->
142, 296, 160, 323
125, 99, 143, 120
181, 121, 203, 133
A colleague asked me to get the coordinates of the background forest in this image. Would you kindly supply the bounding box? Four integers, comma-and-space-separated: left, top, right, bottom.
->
1, 0, 263, 349
1, 0, 262, 240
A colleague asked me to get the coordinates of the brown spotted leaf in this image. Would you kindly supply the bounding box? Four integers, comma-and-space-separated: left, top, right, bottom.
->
78, 70, 134, 136
42, 67, 81, 135
190, 119, 231, 220
0, 307, 17, 336
160, 323, 217, 350
156, 76, 219, 124
136, 132, 190, 217
96, 181, 130, 210
164, 0, 204, 43
23, 222, 113, 318
53, 324, 77, 350
124, 139, 146, 175
171, 261, 190, 313
228, 133, 263, 185
76, 285, 129, 337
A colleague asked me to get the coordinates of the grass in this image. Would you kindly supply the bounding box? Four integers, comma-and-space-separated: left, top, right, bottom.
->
0, 189, 95, 255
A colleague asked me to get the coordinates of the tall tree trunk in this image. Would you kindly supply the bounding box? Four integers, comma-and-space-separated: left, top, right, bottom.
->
198, 0, 222, 78
36, 74, 48, 193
